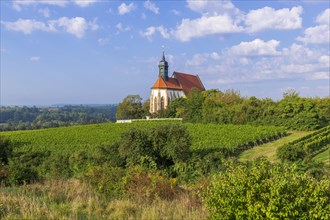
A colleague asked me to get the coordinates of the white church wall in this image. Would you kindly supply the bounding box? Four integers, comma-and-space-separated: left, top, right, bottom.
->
149, 88, 185, 113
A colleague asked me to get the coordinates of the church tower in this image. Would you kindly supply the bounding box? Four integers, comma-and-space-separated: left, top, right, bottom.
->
149, 49, 205, 114
158, 50, 169, 81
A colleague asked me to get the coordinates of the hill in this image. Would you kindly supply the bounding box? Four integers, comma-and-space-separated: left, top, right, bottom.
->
2, 122, 285, 157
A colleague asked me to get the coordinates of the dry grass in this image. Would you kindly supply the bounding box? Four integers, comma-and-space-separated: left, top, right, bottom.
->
0, 179, 208, 219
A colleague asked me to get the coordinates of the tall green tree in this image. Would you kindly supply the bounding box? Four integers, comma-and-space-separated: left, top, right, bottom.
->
116, 95, 143, 120
183, 88, 204, 123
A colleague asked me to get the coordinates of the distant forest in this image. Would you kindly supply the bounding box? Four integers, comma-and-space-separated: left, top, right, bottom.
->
0, 105, 117, 131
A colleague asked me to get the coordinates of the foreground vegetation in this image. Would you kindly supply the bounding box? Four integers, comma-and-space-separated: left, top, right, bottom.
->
1, 96, 329, 219
1, 179, 207, 220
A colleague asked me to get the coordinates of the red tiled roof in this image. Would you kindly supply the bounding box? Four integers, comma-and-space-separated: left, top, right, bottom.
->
151, 72, 205, 95
151, 76, 182, 90
173, 72, 205, 95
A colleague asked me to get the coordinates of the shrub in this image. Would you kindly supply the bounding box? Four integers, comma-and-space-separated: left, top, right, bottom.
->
118, 123, 191, 172
7, 150, 49, 185
41, 153, 73, 179
123, 166, 181, 202
0, 136, 12, 165
277, 144, 306, 162
84, 164, 126, 199
205, 158, 330, 219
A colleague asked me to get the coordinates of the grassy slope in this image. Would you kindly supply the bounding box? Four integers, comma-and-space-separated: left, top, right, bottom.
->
313, 147, 330, 167
238, 131, 312, 163
0, 179, 207, 220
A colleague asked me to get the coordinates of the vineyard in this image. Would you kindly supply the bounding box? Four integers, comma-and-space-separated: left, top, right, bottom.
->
277, 125, 330, 162
2, 122, 286, 156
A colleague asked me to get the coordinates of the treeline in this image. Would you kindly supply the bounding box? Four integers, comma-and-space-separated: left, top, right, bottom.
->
154, 89, 330, 131
0, 105, 117, 131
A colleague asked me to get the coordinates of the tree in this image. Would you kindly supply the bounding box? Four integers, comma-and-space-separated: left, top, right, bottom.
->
116, 95, 143, 120
183, 88, 204, 123
142, 99, 150, 116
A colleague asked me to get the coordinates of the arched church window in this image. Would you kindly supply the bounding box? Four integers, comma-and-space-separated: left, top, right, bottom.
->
161, 97, 165, 110
154, 97, 157, 112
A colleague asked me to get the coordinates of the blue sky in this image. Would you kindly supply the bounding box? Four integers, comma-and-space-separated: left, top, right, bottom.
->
1, 0, 329, 105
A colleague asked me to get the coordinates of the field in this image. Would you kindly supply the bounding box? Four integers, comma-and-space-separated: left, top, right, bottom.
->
1, 122, 286, 156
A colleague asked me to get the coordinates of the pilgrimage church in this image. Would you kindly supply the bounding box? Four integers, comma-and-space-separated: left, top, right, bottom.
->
149, 51, 205, 113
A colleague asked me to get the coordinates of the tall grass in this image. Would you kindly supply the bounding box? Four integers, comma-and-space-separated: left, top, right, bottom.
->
0, 179, 207, 219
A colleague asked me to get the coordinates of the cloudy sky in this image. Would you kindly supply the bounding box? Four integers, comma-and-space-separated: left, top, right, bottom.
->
1, 0, 329, 105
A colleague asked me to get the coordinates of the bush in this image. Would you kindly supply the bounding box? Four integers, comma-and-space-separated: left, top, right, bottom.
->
205, 158, 330, 219
118, 123, 191, 172
7, 150, 49, 185
84, 164, 126, 199
277, 144, 306, 162
123, 166, 181, 202
0, 136, 12, 165
41, 153, 73, 179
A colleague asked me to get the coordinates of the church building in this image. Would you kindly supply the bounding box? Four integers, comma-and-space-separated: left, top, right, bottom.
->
149, 51, 205, 113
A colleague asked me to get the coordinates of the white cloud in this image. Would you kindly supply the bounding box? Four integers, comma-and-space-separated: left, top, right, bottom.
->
186, 52, 221, 66
98, 38, 109, 46
297, 25, 330, 44
297, 9, 330, 44
210, 52, 221, 60
157, 26, 170, 39
171, 9, 180, 16
52, 17, 93, 38
30, 56, 40, 61
229, 39, 281, 56
140, 26, 156, 40
184, 42, 328, 86
186, 0, 240, 15
38, 8, 50, 18
118, 2, 136, 15
140, 26, 170, 40
173, 14, 243, 42
72, 0, 98, 7
116, 23, 130, 32
316, 8, 330, 25
1, 17, 98, 38
1, 19, 55, 34
307, 72, 329, 80
12, 0, 97, 11
319, 55, 330, 66
144, 1, 159, 14
245, 6, 303, 32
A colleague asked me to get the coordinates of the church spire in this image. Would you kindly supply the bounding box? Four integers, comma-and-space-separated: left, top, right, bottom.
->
162, 47, 165, 61
158, 47, 169, 81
